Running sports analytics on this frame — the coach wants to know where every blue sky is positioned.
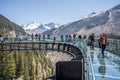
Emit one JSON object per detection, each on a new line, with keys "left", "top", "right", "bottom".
{"left": 0, "top": 0, "right": 120, "bottom": 25}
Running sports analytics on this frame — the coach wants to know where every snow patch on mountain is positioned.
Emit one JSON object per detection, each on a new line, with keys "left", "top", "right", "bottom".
{"left": 83, "top": 11, "right": 104, "bottom": 19}
{"left": 23, "top": 22, "right": 42, "bottom": 30}
{"left": 45, "top": 23, "right": 61, "bottom": 29}
{"left": 23, "top": 22, "right": 61, "bottom": 35}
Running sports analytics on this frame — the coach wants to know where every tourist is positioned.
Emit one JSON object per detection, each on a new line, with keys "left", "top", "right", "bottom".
{"left": 68, "top": 34, "right": 72, "bottom": 41}
{"left": 73, "top": 34, "right": 76, "bottom": 40}
{"left": 47, "top": 34, "right": 50, "bottom": 39}
{"left": 53, "top": 36, "right": 56, "bottom": 41}
{"left": 88, "top": 33, "right": 95, "bottom": 49}
{"left": 60, "top": 35, "right": 64, "bottom": 41}
{"left": 35, "top": 33, "right": 38, "bottom": 39}
{"left": 43, "top": 35, "right": 45, "bottom": 40}
{"left": 38, "top": 34, "right": 41, "bottom": 41}
{"left": 99, "top": 33, "right": 107, "bottom": 58}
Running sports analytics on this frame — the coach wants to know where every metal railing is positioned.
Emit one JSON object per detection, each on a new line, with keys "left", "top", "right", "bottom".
{"left": 87, "top": 46, "right": 96, "bottom": 80}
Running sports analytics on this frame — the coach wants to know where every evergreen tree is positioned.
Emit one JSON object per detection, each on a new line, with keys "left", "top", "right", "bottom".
{"left": 0, "top": 52, "right": 16, "bottom": 79}
{"left": 0, "top": 50, "right": 55, "bottom": 80}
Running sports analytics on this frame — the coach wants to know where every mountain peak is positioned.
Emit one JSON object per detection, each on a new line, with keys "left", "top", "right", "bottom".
{"left": 90, "top": 12, "right": 96, "bottom": 15}
{"left": 23, "top": 21, "right": 43, "bottom": 30}
{"left": 31, "top": 21, "right": 42, "bottom": 25}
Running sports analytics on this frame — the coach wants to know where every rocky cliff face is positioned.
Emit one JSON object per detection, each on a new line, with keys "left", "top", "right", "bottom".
{"left": 42, "top": 4, "right": 120, "bottom": 36}
{"left": 17, "top": 51, "right": 73, "bottom": 80}
{"left": 76, "top": 4, "right": 120, "bottom": 36}
{"left": 45, "top": 51, "right": 73, "bottom": 66}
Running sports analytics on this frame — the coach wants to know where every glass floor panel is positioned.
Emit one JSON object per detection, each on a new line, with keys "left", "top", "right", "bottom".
{"left": 89, "top": 75, "right": 120, "bottom": 80}
{"left": 93, "top": 64, "right": 120, "bottom": 77}
{"left": 89, "top": 47, "right": 120, "bottom": 80}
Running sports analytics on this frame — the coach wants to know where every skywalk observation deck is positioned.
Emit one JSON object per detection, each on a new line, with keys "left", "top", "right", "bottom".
{"left": 0, "top": 36, "right": 120, "bottom": 80}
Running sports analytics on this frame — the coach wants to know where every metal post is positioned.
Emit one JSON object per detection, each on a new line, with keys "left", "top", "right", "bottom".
{"left": 52, "top": 43, "right": 54, "bottom": 51}
{"left": 32, "top": 42, "right": 34, "bottom": 50}
{"left": 25, "top": 42, "right": 27, "bottom": 50}
{"left": 1, "top": 43, "right": 3, "bottom": 52}
{"left": 46, "top": 43, "right": 47, "bottom": 51}
{"left": 67, "top": 44, "right": 70, "bottom": 51}
{"left": 39, "top": 42, "right": 41, "bottom": 50}
{"left": 58, "top": 43, "right": 60, "bottom": 50}
{"left": 18, "top": 43, "right": 20, "bottom": 51}
{"left": 10, "top": 43, "right": 12, "bottom": 51}
{"left": 63, "top": 44, "right": 65, "bottom": 50}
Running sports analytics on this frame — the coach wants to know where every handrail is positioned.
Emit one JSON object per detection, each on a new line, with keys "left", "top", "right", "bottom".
{"left": 87, "top": 46, "right": 96, "bottom": 80}
{"left": 0, "top": 41, "right": 83, "bottom": 58}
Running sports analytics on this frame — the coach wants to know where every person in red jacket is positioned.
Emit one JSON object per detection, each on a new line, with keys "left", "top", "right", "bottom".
{"left": 99, "top": 33, "right": 107, "bottom": 58}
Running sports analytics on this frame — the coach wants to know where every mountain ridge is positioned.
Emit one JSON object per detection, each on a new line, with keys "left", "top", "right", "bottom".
{"left": 0, "top": 14, "right": 26, "bottom": 37}
{"left": 42, "top": 4, "right": 120, "bottom": 36}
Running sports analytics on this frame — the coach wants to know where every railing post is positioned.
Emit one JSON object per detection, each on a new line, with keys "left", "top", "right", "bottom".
{"left": 10, "top": 43, "right": 12, "bottom": 52}
{"left": 52, "top": 43, "right": 54, "bottom": 51}
{"left": 72, "top": 45, "right": 75, "bottom": 53}
{"left": 18, "top": 42, "right": 20, "bottom": 51}
{"left": 46, "top": 43, "right": 48, "bottom": 51}
{"left": 63, "top": 44, "right": 65, "bottom": 50}
{"left": 58, "top": 43, "right": 60, "bottom": 50}
{"left": 70, "top": 45, "right": 73, "bottom": 53}
{"left": 25, "top": 42, "right": 27, "bottom": 50}
{"left": 32, "top": 42, "right": 34, "bottom": 50}
{"left": 67, "top": 44, "right": 70, "bottom": 51}
{"left": 39, "top": 42, "right": 41, "bottom": 50}
{"left": 71, "top": 45, "right": 75, "bottom": 54}
{"left": 1, "top": 43, "right": 3, "bottom": 52}
{"left": 13, "top": 43, "right": 15, "bottom": 51}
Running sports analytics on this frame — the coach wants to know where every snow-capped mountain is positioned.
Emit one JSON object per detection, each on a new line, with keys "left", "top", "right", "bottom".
{"left": 23, "top": 22, "right": 61, "bottom": 35}
{"left": 23, "top": 22, "right": 43, "bottom": 30}
{"left": 42, "top": 4, "right": 120, "bottom": 36}
{"left": 44, "top": 23, "right": 61, "bottom": 29}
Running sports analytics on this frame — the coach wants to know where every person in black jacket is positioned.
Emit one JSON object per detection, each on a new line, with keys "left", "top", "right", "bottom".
{"left": 88, "top": 33, "right": 95, "bottom": 49}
